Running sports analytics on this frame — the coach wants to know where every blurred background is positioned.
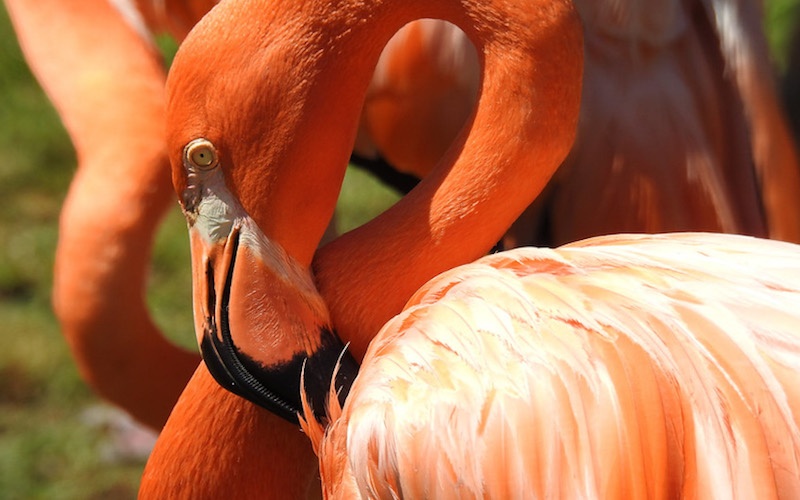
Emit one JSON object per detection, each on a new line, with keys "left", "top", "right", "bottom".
{"left": 0, "top": 1, "right": 798, "bottom": 498}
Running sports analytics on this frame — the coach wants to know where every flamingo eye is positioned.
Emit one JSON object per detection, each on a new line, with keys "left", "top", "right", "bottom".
{"left": 185, "top": 139, "right": 219, "bottom": 170}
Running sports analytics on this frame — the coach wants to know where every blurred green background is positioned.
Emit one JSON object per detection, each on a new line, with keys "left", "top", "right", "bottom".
{"left": 0, "top": 1, "right": 799, "bottom": 498}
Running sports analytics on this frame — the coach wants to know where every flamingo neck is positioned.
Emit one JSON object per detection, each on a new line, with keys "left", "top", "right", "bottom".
{"left": 169, "top": 0, "right": 581, "bottom": 351}
{"left": 140, "top": 365, "right": 321, "bottom": 497}
{"left": 171, "top": 0, "right": 581, "bottom": 270}
{"left": 309, "top": 0, "right": 585, "bottom": 357}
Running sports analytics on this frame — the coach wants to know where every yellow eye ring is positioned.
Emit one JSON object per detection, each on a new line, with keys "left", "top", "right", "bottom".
{"left": 185, "top": 138, "right": 219, "bottom": 170}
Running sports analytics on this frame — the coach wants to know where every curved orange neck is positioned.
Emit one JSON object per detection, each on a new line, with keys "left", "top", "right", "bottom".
{"left": 139, "top": 365, "right": 320, "bottom": 498}
{"left": 308, "top": 0, "right": 585, "bottom": 358}
{"left": 6, "top": 0, "right": 202, "bottom": 430}
{"left": 169, "top": 0, "right": 582, "bottom": 276}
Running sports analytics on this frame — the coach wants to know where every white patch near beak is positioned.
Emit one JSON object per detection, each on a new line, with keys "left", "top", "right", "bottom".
{"left": 189, "top": 168, "right": 242, "bottom": 245}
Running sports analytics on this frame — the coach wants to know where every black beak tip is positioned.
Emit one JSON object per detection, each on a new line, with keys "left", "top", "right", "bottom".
{"left": 200, "top": 325, "right": 303, "bottom": 425}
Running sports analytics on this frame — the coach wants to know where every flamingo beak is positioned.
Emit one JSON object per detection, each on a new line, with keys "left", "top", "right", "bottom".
{"left": 187, "top": 216, "right": 358, "bottom": 425}
{"left": 188, "top": 223, "right": 269, "bottom": 413}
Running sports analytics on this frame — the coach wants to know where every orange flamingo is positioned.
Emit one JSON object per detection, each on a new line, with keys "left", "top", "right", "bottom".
{"left": 3, "top": 2, "right": 485, "bottom": 494}
{"left": 3, "top": 3, "right": 493, "bottom": 493}
{"left": 358, "top": 1, "right": 800, "bottom": 247}
{"left": 2, "top": 0, "right": 482, "bottom": 431}
{"left": 3, "top": 0, "right": 208, "bottom": 430}
{"left": 508, "top": 0, "right": 800, "bottom": 246}
{"left": 149, "top": 0, "right": 800, "bottom": 496}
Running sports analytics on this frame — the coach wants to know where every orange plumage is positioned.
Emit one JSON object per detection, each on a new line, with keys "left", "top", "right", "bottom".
{"left": 7, "top": 0, "right": 800, "bottom": 496}
{"left": 158, "top": 0, "right": 800, "bottom": 498}
{"left": 308, "top": 233, "right": 800, "bottom": 497}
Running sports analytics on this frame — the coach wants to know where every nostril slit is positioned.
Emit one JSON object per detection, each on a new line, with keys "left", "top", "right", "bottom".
{"left": 206, "top": 258, "right": 216, "bottom": 323}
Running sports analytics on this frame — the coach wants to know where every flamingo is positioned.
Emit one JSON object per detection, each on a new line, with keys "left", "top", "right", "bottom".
{"left": 148, "top": 0, "right": 800, "bottom": 496}
{"left": 305, "top": 234, "right": 800, "bottom": 497}
{"left": 512, "top": 0, "right": 800, "bottom": 246}
{"left": 3, "top": 1, "right": 492, "bottom": 494}
{"left": 3, "top": 0, "right": 206, "bottom": 430}
{"left": 5, "top": 10, "right": 325, "bottom": 493}
{"left": 359, "top": 1, "right": 800, "bottom": 247}
{"left": 2, "top": 0, "right": 484, "bottom": 431}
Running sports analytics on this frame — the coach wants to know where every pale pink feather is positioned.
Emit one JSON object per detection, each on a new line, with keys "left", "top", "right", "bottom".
{"left": 312, "top": 233, "right": 800, "bottom": 499}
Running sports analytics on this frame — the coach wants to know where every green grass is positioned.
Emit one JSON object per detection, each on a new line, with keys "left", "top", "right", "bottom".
{"left": 0, "top": 0, "right": 797, "bottom": 497}
{"left": 767, "top": 0, "right": 800, "bottom": 71}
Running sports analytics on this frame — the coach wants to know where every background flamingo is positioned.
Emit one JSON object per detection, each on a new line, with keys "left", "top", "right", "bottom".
{"left": 532, "top": 0, "right": 800, "bottom": 246}
{"left": 354, "top": 18, "right": 479, "bottom": 184}
{"left": 360, "top": 0, "right": 800, "bottom": 248}
{"left": 2, "top": 0, "right": 212, "bottom": 431}
{"left": 150, "top": 0, "right": 800, "bottom": 497}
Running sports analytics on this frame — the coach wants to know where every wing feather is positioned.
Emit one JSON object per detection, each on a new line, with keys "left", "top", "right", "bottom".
{"left": 321, "top": 233, "right": 800, "bottom": 499}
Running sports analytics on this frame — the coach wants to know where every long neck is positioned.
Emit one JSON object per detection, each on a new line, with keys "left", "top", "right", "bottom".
{"left": 143, "top": 0, "right": 582, "bottom": 492}
{"left": 308, "top": 0, "right": 585, "bottom": 357}
{"left": 139, "top": 365, "right": 321, "bottom": 498}
{"left": 189, "top": 0, "right": 581, "bottom": 273}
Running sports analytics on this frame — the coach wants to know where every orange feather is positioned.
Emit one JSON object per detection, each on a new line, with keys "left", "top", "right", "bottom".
{"left": 310, "top": 234, "right": 800, "bottom": 498}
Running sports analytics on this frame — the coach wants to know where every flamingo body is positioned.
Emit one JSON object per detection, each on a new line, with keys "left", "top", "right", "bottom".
{"left": 534, "top": 0, "right": 800, "bottom": 245}
{"left": 160, "top": 0, "right": 800, "bottom": 497}
{"left": 308, "top": 232, "right": 800, "bottom": 498}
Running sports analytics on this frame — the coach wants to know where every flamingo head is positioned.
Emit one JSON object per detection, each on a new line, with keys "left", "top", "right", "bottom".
{"left": 163, "top": 3, "right": 360, "bottom": 425}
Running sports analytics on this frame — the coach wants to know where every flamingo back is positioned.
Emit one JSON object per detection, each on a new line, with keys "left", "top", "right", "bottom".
{"left": 314, "top": 233, "right": 800, "bottom": 499}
